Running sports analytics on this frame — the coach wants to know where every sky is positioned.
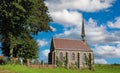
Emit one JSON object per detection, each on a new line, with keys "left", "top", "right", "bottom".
{"left": 34, "top": 0, "right": 120, "bottom": 64}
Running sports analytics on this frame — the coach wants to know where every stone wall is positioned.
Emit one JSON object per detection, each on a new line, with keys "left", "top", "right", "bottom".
{"left": 55, "top": 50, "right": 94, "bottom": 68}
{"left": 30, "top": 64, "right": 56, "bottom": 68}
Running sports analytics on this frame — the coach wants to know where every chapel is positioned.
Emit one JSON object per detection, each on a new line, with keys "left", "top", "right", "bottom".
{"left": 48, "top": 19, "right": 94, "bottom": 69}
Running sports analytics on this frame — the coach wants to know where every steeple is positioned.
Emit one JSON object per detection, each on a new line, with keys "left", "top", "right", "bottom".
{"left": 81, "top": 18, "right": 85, "bottom": 41}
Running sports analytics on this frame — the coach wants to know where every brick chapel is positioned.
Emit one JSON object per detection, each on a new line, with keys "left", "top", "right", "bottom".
{"left": 48, "top": 19, "right": 94, "bottom": 69}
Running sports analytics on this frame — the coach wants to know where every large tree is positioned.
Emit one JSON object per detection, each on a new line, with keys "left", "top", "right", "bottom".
{"left": 0, "top": 0, "right": 51, "bottom": 61}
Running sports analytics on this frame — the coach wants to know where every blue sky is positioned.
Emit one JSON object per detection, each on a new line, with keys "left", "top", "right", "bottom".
{"left": 35, "top": 0, "right": 120, "bottom": 64}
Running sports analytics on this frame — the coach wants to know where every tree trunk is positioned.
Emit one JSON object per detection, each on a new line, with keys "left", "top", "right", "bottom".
{"left": 10, "top": 48, "right": 13, "bottom": 63}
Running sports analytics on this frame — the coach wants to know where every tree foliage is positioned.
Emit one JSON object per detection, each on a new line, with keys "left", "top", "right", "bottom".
{"left": 0, "top": 0, "right": 51, "bottom": 61}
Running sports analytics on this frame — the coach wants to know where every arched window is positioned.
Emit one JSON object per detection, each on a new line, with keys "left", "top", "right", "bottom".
{"left": 71, "top": 53, "right": 75, "bottom": 60}
{"left": 89, "top": 53, "right": 91, "bottom": 60}
{"left": 89, "top": 53, "right": 92, "bottom": 63}
{"left": 83, "top": 53, "right": 87, "bottom": 64}
{"left": 59, "top": 52, "right": 63, "bottom": 60}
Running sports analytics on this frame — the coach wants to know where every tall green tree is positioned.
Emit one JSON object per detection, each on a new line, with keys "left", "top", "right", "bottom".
{"left": 0, "top": 0, "right": 51, "bottom": 61}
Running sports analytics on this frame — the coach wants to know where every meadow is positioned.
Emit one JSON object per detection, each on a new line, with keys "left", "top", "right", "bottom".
{"left": 0, "top": 64, "right": 120, "bottom": 73}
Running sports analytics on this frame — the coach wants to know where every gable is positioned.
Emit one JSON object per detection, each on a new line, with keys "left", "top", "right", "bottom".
{"left": 50, "top": 39, "right": 54, "bottom": 51}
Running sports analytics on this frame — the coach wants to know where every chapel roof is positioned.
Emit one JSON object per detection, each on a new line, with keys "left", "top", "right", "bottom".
{"left": 52, "top": 38, "right": 92, "bottom": 52}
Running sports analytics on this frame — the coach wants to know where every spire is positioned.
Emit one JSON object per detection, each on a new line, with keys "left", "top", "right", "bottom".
{"left": 81, "top": 18, "right": 85, "bottom": 41}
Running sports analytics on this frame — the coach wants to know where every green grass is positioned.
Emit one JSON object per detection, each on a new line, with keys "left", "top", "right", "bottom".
{"left": 0, "top": 64, "right": 120, "bottom": 73}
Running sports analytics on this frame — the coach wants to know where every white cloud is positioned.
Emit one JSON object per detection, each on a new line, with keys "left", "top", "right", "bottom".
{"left": 107, "top": 17, "right": 120, "bottom": 28}
{"left": 50, "top": 26, "right": 57, "bottom": 32}
{"left": 55, "top": 18, "right": 107, "bottom": 44}
{"left": 95, "top": 59, "right": 107, "bottom": 64}
{"left": 45, "top": 0, "right": 114, "bottom": 12}
{"left": 42, "top": 49, "right": 50, "bottom": 58}
{"left": 105, "top": 32, "right": 120, "bottom": 44}
{"left": 50, "top": 10, "right": 82, "bottom": 27}
{"left": 36, "top": 39, "right": 48, "bottom": 47}
{"left": 42, "top": 49, "right": 50, "bottom": 62}
{"left": 55, "top": 16, "right": 120, "bottom": 44}
{"left": 55, "top": 27, "right": 81, "bottom": 39}
{"left": 94, "top": 44, "right": 120, "bottom": 59}
{"left": 86, "top": 18, "right": 106, "bottom": 43}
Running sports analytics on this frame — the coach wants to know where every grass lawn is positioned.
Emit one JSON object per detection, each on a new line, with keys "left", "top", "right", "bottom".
{"left": 0, "top": 64, "right": 120, "bottom": 73}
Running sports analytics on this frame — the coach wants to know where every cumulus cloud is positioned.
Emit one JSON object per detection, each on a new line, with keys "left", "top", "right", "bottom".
{"left": 85, "top": 18, "right": 106, "bottom": 43}
{"left": 55, "top": 18, "right": 107, "bottom": 44}
{"left": 50, "top": 26, "right": 57, "bottom": 32}
{"left": 50, "top": 10, "right": 82, "bottom": 27}
{"left": 37, "top": 39, "right": 48, "bottom": 47}
{"left": 95, "top": 59, "right": 108, "bottom": 64}
{"left": 54, "top": 16, "right": 120, "bottom": 44}
{"left": 94, "top": 44, "right": 120, "bottom": 59}
{"left": 41, "top": 49, "right": 50, "bottom": 62}
{"left": 107, "top": 17, "right": 120, "bottom": 28}
{"left": 42, "top": 49, "right": 50, "bottom": 58}
{"left": 105, "top": 32, "right": 120, "bottom": 44}
{"left": 45, "top": 0, "right": 114, "bottom": 12}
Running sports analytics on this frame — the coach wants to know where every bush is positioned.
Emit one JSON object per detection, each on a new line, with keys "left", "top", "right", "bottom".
{"left": 0, "top": 58, "right": 7, "bottom": 65}
{"left": 56, "top": 59, "right": 63, "bottom": 67}
{"left": 113, "top": 63, "right": 120, "bottom": 66}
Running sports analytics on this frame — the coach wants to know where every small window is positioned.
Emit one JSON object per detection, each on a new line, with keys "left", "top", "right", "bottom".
{"left": 59, "top": 52, "right": 63, "bottom": 60}
{"left": 71, "top": 53, "right": 75, "bottom": 60}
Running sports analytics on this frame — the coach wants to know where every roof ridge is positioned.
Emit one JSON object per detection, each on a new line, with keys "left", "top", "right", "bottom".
{"left": 53, "top": 38, "right": 82, "bottom": 41}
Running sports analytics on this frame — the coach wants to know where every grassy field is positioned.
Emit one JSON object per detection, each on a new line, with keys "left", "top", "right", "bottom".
{"left": 0, "top": 64, "right": 120, "bottom": 73}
